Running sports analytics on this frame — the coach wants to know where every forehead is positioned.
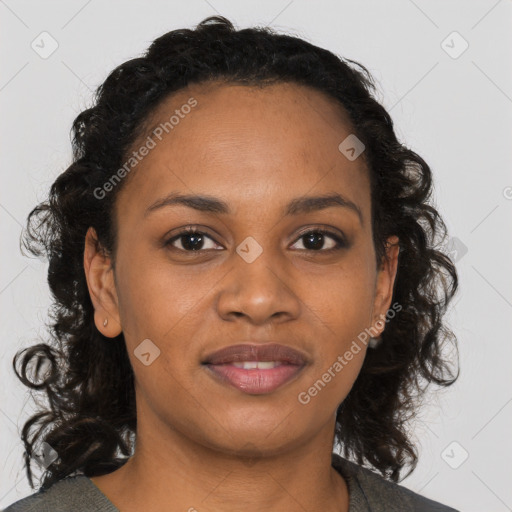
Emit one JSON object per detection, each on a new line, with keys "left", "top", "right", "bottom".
{"left": 115, "top": 81, "right": 371, "bottom": 224}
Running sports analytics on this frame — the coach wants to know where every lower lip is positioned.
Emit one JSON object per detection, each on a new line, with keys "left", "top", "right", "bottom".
{"left": 204, "top": 363, "right": 304, "bottom": 395}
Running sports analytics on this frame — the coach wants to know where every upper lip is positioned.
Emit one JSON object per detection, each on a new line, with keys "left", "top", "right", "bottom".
{"left": 202, "top": 343, "right": 308, "bottom": 365}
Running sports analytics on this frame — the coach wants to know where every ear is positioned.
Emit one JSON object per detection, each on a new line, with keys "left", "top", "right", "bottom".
{"left": 83, "top": 227, "right": 122, "bottom": 338}
{"left": 371, "top": 235, "right": 400, "bottom": 336}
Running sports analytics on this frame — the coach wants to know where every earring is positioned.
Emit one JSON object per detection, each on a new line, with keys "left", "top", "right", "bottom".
{"left": 368, "top": 336, "right": 382, "bottom": 349}
{"left": 103, "top": 318, "right": 108, "bottom": 327}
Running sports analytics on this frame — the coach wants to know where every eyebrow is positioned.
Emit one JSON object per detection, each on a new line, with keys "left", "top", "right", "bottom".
{"left": 144, "top": 192, "right": 363, "bottom": 225}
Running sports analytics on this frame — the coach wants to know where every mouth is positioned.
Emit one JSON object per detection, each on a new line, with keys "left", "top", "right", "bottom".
{"left": 201, "top": 343, "right": 308, "bottom": 395}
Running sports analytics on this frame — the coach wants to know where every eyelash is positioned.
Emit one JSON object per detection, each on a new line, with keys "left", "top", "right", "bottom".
{"left": 164, "top": 226, "right": 348, "bottom": 254}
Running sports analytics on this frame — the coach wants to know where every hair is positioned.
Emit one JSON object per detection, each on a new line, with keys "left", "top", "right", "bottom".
{"left": 13, "top": 15, "right": 459, "bottom": 490}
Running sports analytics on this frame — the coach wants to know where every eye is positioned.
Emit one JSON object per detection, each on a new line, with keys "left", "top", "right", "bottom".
{"left": 290, "top": 229, "right": 347, "bottom": 252}
{"left": 164, "top": 226, "right": 348, "bottom": 254}
{"left": 164, "top": 227, "right": 223, "bottom": 252}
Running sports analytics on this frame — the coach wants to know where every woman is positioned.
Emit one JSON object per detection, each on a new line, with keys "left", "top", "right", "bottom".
{"left": 5, "top": 15, "right": 460, "bottom": 512}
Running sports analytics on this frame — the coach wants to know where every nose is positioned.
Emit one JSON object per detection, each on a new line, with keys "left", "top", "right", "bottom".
{"left": 215, "top": 249, "right": 302, "bottom": 326}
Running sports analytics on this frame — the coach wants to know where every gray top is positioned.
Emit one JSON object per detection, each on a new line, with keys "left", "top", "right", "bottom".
{"left": 3, "top": 453, "right": 460, "bottom": 511}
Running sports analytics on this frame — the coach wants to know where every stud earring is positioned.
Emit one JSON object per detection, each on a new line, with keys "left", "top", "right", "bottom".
{"left": 103, "top": 318, "right": 108, "bottom": 327}
{"left": 368, "top": 336, "right": 382, "bottom": 349}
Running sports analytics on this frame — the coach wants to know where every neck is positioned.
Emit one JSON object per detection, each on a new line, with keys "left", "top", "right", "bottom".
{"left": 91, "top": 404, "right": 349, "bottom": 512}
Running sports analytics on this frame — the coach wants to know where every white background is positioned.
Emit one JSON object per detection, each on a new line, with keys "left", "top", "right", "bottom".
{"left": 1, "top": 1, "right": 511, "bottom": 511}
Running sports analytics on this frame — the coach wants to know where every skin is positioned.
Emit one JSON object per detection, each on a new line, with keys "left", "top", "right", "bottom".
{"left": 84, "top": 81, "right": 399, "bottom": 512}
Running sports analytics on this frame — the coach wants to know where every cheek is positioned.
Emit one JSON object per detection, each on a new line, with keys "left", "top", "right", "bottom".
{"left": 296, "top": 350, "right": 365, "bottom": 422}
{"left": 115, "top": 245, "right": 201, "bottom": 332}
{"left": 301, "top": 265, "right": 375, "bottom": 339}
{"left": 114, "top": 250, "right": 223, "bottom": 385}
{"left": 297, "top": 262, "right": 373, "bottom": 402}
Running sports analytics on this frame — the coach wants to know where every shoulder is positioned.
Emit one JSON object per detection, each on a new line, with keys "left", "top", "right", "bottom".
{"left": 2, "top": 475, "right": 118, "bottom": 512}
{"left": 332, "top": 453, "right": 460, "bottom": 512}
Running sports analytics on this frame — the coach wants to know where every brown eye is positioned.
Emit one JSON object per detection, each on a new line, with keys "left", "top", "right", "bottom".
{"left": 291, "top": 229, "right": 347, "bottom": 252}
{"left": 165, "top": 228, "right": 222, "bottom": 252}
{"left": 164, "top": 227, "right": 348, "bottom": 254}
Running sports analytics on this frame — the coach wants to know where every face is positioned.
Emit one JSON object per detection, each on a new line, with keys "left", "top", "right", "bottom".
{"left": 84, "top": 81, "right": 399, "bottom": 458}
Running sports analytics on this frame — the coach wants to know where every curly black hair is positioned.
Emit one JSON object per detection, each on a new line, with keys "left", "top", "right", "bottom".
{"left": 13, "top": 15, "right": 459, "bottom": 491}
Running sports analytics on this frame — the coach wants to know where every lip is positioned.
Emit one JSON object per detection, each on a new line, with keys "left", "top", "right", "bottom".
{"left": 203, "top": 343, "right": 308, "bottom": 365}
{"left": 202, "top": 343, "right": 309, "bottom": 395}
